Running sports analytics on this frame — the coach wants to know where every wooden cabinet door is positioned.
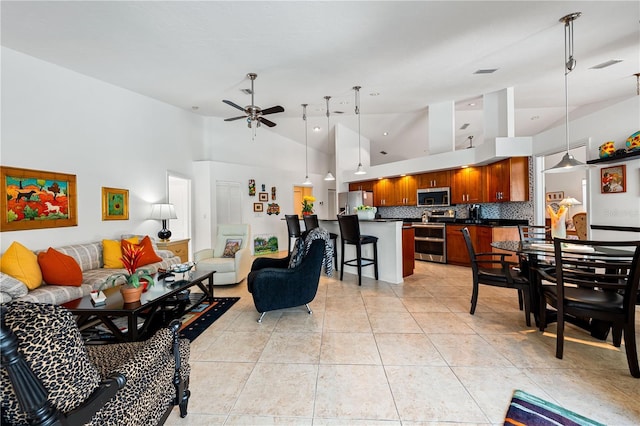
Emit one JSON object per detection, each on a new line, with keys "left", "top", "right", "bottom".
{"left": 350, "top": 180, "right": 375, "bottom": 192}
{"left": 451, "top": 167, "right": 484, "bottom": 204}
{"left": 417, "top": 170, "right": 450, "bottom": 188}
{"left": 395, "top": 175, "right": 417, "bottom": 205}
{"left": 446, "top": 225, "right": 473, "bottom": 266}
{"left": 373, "top": 179, "right": 392, "bottom": 206}
{"left": 485, "top": 160, "right": 507, "bottom": 203}
{"left": 402, "top": 226, "right": 415, "bottom": 277}
{"left": 476, "top": 226, "right": 493, "bottom": 254}
{"left": 485, "top": 157, "right": 529, "bottom": 202}
{"left": 508, "top": 157, "right": 529, "bottom": 202}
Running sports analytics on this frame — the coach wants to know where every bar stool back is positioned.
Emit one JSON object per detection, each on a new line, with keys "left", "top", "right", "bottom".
{"left": 285, "top": 214, "right": 302, "bottom": 254}
{"left": 303, "top": 214, "right": 338, "bottom": 270}
{"left": 337, "top": 214, "right": 378, "bottom": 286}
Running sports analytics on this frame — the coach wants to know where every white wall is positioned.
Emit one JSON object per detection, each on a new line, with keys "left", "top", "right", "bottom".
{"left": 0, "top": 47, "right": 202, "bottom": 252}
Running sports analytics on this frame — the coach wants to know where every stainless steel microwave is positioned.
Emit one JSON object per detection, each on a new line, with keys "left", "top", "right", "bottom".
{"left": 417, "top": 187, "right": 450, "bottom": 207}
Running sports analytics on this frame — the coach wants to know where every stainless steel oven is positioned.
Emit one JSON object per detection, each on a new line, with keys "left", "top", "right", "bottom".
{"left": 413, "top": 223, "right": 446, "bottom": 263}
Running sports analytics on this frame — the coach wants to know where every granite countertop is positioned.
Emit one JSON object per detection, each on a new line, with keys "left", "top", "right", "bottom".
{"left": 388, "top": 217, "right": 527, "bottom": 227}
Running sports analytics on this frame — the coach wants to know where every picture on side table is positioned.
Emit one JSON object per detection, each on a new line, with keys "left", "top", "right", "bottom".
{"left": 253, "top": 202, "right": 263, "bottom": 212}
{"left": 102, "top": 187, "right": 129, "bottom": 220}
{"left": 0, "top": 166, "right": 78, "bottom": 232}
{"left": 601, "top": 165, "right": 626, "bottom": 193}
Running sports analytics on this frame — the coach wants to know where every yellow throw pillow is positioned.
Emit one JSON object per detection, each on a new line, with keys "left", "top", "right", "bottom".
{"left": 0, "top": 241, "right": 43, "bottom": 290}
{"left": 103, "top": 237, "right": 138, "bottom": 268}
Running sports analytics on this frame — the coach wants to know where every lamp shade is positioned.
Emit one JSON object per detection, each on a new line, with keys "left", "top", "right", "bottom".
{"left": 559, "top": 197, "right": 581, "bottom": 206}
{"left": 149, "top": 203, "right": 177, "bottom": 220}
{"left": 543, "top": 152, "right": 587, "bottom": 174}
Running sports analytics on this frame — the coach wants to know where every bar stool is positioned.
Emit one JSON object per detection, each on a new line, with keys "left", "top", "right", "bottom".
{"left": 303, "top": 214, "right": 338, "bottom": 271}
{"left": 337, "top": 214, "right": 378, "bottom": 286}
{"left": 285, "top": 214, "right": 302, "bottom": 254}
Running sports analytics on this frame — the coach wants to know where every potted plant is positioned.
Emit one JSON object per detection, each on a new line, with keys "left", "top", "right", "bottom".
{"left": 355, "top": 205, "right": 377, "bottom": 220}
{"left": 102, "top": 243, "right": 155, "bottom": 303}
{"left": 301, "top": 195, "right": 315, "bottom": 216}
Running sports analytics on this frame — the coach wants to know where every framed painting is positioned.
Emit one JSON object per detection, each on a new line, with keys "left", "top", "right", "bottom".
{"left": 0, "top": 166, "right": 77, "bottom": 232}
{"left": 545, "top": 191, "right": 564, "bottom": 202}
{"left": 601, "top": 165, "right": 626, "bottom": 193}
{"left": 253, "top": 202, "right": 263, "bottom": 212}
{"left": 102, "top": 187, "right": 129, "bottom": 220}
{"left": 259, "top": 192, "right": 268, "bottom": 202}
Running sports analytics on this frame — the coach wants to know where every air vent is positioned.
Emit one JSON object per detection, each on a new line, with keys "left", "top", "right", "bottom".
{"left": 333, "top": 111, "right": 344, "bottom": 114}
{"left": 460, "top": 123, "right": 470, "bottom": 130}
{"left": 474, "top": 69, "right": 498, "bottom": 74}
{"left": 380, "top": 151, "right": 388, "bottom": 155}
{"left": 590, "top": 60, "right": 623, "bottom": 69}
{"left": 241, "top": 88, "right": 253, "bottom": 94}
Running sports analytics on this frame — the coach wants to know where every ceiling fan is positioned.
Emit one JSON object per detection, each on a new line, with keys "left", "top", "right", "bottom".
{"left": 223, "top": 73, "right": 284, "bottom": 128}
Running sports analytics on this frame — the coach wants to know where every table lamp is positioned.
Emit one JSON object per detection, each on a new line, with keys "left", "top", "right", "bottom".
{"left": 149, "top": 203, "right": 177, "bottom": 241}
{"left": 559, "top": 197, "right": 581, "bottom": 221}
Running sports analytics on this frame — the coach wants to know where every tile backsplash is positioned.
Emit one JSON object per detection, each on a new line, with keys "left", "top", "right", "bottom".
{"left": 378, "top": 201, "right": 534, "bottom": 224}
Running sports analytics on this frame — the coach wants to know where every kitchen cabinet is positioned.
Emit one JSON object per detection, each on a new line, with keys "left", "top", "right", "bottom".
{"left": 485, "top": 157, "right": 529, "bottom": 202}
{"left": 446, "top": 224, "right": 472, "bottom": 265}
{"left": 417, "top": 170, "right": 450, "bottom": 188}
{"left": 451, "top": 166, "right": 484, "bottom": 204}
{"left": 402, "top": 225, "right": 415, "bottom": 277}
{"left": 394, "top": 175, "right": 417, "bottom": 206}
{"left": 349, "top": 180, "right": 375, "bottom": 192}
{"left": 373, "top": 178, "right": 393, "bottom": 206}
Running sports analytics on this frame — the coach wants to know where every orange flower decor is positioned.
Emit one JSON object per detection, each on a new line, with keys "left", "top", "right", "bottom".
{"left": 103, "top": 243, "right": 154, "bottom": 289}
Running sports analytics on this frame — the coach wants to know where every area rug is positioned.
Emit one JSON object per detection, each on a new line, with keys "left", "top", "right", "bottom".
{"left": 504, "top": 390, "right": 604, "bottom": 426}
{"left": 178, "top": 297, "right": 239, "bottom": 341}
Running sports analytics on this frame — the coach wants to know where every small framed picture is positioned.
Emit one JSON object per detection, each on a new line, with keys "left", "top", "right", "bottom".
{"left": 253, "top": 202, "right": 263, "bottom": 212}
{"left": 601, "top": 165, "right": 626, "bottom": 193}
{"left": 259, "top": 192, "right": 268, "bottom": 202}
{"left": 545, "top": 191, "right": 564, "bottom": 202}
{"left": 102, "top": 187, "right": 129, "bottom": 220}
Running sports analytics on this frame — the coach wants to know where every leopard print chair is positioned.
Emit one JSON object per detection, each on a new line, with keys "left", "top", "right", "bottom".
{"left": 0, "top": 301, "right": 190, "bottom": 425}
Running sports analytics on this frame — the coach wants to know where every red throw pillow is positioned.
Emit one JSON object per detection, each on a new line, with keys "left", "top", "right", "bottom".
{"left": 122, "top": 236, "right": 162, "bottom": 267}
{"left": 37, "top": 248, "right": 83, "bottom": 287}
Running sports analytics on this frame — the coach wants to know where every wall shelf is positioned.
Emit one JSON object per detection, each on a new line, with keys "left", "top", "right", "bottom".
{"left": 587, "top": 149, "right": 640, "bottom": 165}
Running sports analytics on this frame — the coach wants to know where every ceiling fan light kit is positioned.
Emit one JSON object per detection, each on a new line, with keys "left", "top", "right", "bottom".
{"left": 324, "top": 95, "right": 336, "bottom": 181}
{"left": 544, "top": 12, "right": 589, "bottom": 174}
{"left": 353, "top": 86, "right": 366, "bottom": 175}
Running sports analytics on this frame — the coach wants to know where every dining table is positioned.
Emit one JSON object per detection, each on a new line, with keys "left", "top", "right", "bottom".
{"left": 491, "top": 240, "right": 627, "bottom": 340}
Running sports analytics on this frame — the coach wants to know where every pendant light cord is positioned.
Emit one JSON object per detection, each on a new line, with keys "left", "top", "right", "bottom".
{"left": 355, "top": 86, "right": 361, "bottom": 164}
{"left": 303, "top": 103, "right": 309, "bottom": 179}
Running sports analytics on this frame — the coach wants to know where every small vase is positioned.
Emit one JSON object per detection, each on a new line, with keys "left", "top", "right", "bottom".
{"left": 551, "top": 211, "right": 567, "bottom": 239}
{"left": 302, "top": 211, "right": 312, "bottom": 216}
{"left": 120, "top": 285, "right": 143, "bottom": 304}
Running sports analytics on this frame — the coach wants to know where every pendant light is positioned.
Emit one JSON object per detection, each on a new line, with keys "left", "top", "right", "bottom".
{"left": 544, "top": 12, "right": 587, "bottom": 174}
{"left": 353, "top": 86, "right": 366, "bottom": 175}
{"left": 301, "top": 104, "right": 313, "bottom": 186}
{"left": 323, "top": 96, "right": 336, "bottom": 181}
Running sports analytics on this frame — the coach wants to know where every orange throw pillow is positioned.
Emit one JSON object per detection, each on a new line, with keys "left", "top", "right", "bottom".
{"left": 122, "top": 236, "right": 162, "bottom": 267}
{"left": 37, "top": 248, "right": 83, "bottom": 287}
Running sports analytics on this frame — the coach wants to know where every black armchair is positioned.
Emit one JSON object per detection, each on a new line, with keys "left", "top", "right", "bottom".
{"left": 248, "top": 238, "right": 325, "bottom": 323}
{"left": 1, "top": 301, "right": 190, "bottom": 425}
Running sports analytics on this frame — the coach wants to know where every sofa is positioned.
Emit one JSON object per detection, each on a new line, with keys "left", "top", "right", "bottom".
{"left": 194, "top": 224, "right": 252, "bottom": 285}
{"left": 0, "top": 236, "right": 181, "bottom": 305}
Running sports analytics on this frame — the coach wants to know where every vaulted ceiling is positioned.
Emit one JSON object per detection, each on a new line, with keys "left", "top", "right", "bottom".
{"left": 2, "top": 1, "right": 638, "bottom": 165}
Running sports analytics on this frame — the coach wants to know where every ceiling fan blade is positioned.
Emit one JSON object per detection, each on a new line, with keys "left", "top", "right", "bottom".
{"left": 258, "top": 117, "right": 277, "bottom": 127}
{"left": 261, "top": 105, "right": 285, "bottom": 115}
{"left": 224, "top": 116, "right": 246, "bottom": 122}
{"left": 223, "top": 99, "right": 246, "bottom": 112}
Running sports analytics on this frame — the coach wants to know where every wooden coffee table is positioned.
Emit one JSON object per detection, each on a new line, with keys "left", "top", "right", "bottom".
{"left": 63, "top": 269, "right": 215, "bottom": 342}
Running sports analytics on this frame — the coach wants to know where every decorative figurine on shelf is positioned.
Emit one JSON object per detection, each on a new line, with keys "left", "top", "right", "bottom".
{"left": 626, "top": 130, "right": 640, "bottom": 152}
{"left": 547, "top": 204, "right": 567, "bottom": 239}
{"left": 599, "top": 141, "right": 616, "bottom": 158}
{"left": 301, "top": 195, "right": 315, "bottom": 216}
{"left": 249, "top": 179, "right": 256, "bottom": 196}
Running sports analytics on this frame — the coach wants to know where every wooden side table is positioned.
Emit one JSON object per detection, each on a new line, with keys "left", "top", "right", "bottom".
{"left": 157, "top": 238, "right": 190, "bottom": 263}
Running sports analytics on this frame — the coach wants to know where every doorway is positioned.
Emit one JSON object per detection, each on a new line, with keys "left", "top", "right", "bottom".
{"left": 168, "top": 173, "right": 191, "bottom": 258}
{"left": 293, "top": 185, "right": 313, "bottom": 217}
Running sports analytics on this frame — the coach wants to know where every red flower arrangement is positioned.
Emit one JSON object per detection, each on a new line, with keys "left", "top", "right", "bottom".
{"left": 103, "top": 243, "right": 154, "bottom": 289}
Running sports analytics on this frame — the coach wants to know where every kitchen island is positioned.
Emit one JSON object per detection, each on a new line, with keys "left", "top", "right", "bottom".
{"left": 319, "top": 218, "right": 404, "bottom": 284}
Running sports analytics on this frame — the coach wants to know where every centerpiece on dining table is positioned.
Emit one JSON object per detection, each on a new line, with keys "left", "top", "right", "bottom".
{"left": 102, "top": 243, "right": 155, "bottom": 303}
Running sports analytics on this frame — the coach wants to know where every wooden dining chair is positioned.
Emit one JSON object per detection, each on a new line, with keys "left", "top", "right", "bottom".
{"left": 537, "top": 238, "right": 640, "bottom": 377}
{"left": 572, "top": 212, "right": 587, "bottom": 240}
{"left": 461, "top": 227, "right": 531, "bottom": 326}
{"left": 518, "top": 224, "right": 551, "bottom": 242}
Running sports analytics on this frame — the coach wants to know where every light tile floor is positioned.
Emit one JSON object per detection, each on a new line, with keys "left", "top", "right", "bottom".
{"left": 167, "top": 259, "right": 640, "bottom": 425}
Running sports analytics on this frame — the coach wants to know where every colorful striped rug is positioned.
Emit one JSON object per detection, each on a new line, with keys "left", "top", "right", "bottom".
{"left": 504, "top": 390, "right": 604, "bottom": 426}
{"left": 178, "top": 297, "right": 239, "bottom": 341}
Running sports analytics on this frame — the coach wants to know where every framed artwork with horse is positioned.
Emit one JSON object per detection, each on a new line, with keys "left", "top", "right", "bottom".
{"left": 0, "top": 166, "right": 77, "bottom": 231}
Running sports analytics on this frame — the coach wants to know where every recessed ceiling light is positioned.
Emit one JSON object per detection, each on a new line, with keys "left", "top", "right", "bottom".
{"left": 461, "top": 165, "right": 469, "bottom": 168}
{"left": 468, "top": 103, "right": 476, "bottom": 107}
{"left": 383, "top": 132, "right": 389, "bottom": 136}
{"left": 339, "top": 101, "right": 349, "bottom": 105}
{"left": 474, "top": 69, "right": 498, "bottom": 74}
{"left": 313, "top": 126, "right": 321, "bottom": 132}
{"left": 370, "top": 92, "right": 380, "bottom": 96}
{"left": 590, "top": 59, "right": 623, "bottom": 69}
